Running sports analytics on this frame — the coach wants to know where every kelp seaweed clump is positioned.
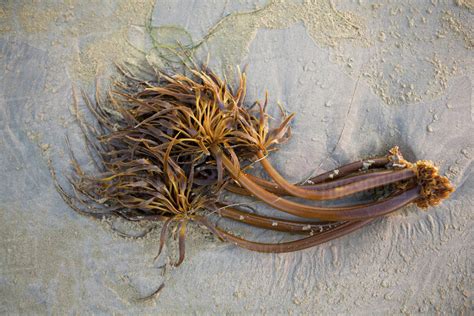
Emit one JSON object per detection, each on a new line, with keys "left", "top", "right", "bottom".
{"left": 56, "top": 65, "right": 454, "bottom": 265}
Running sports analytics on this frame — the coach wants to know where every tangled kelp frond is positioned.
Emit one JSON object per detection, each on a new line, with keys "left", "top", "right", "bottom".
{"left": 99, "top": 67, "right": 294, "bottom": 187}
{"left": 57, "top": 66, "right": 296, "bottom": 265}
{"left": 55, "top": 64, "right": 454, "bottom": 266}
{"left": 61, "top": 133, "right": 218, "bottom": 266}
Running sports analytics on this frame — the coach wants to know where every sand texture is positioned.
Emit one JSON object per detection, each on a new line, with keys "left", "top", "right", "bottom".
{"left": 0, "top": 0, "right": 472, "bottom": 314}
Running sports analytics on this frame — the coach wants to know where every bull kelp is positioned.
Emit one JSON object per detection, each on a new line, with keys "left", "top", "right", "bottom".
{"left": 54, "top": 64, "right": 454, "bottom": 265}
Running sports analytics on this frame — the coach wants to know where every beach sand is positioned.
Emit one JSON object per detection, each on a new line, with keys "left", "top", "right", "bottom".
{"left": 0, "top": 0, "right": 472, "bottom": 314}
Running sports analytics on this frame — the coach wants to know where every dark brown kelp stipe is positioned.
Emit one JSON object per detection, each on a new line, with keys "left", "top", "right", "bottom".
{"left": 54, "top": 64, "right": 454, "bottom": 266}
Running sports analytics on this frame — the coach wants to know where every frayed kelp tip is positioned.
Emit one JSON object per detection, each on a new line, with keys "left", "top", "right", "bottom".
{"left": 412, "top": 160, "right": 455, "bottom": 208}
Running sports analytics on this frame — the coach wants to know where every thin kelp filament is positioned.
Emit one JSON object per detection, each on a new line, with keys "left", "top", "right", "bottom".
{"left": 54, "top": 63, "right": 454, "bottom": 267}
